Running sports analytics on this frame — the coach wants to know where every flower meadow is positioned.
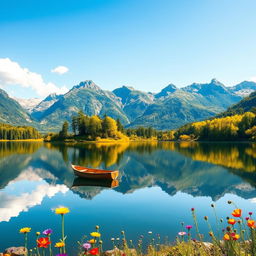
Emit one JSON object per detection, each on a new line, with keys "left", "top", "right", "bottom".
{"left": 9, "top": 202, "right": 256, "bottom": 256}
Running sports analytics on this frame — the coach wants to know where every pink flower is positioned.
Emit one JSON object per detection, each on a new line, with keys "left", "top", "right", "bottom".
{"left": 178, "top": 232, "right": 186, "bottom": 236}
{"left": 249, "top": 212, "right": 253, "bottom": 216}
{"left": 83, "top": 243, "right": 91, "bottom": 250}
{"left": 186, "top": 225, "right": 192, "bottom": 230}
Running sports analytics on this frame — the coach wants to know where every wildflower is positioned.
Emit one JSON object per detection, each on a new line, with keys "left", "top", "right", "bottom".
{"left": 55, "top": 242, "right": 65, "bottom": 248}
{"left": 191, "top": 208, "right": 195, "bottom": 211}
{"left": 148, "top": 231, "right": 152, "bottom": 234}
{"left": 204, "top": 216, "right": 208, "bottom": 220}
{"left": 249, "top": 212, "right": 253, "bottom": 216}
{"left": 90, "top": 232, "right": 101, "bottom": 237}
{"left": 185, "top": 225, "right": 192, "bottom": 230}
{"left": 246, "top": 217, "right": 250, "bottom": 221}
{"left": 55, "top": 207, "right": 70, "bottom": 215}
{"left": 231, "top": 233, "right": 240, "bottom": 240}
{"left": 121, "top": 231, "right": 125, "bottom": 235}
{"left": 89, "top": 239, "right": 96, "bottom": 244}
{"left": 36, "top": 232, "right": 40, "bottom": 236}
{"left": 19, "top": 227, "right": 31, "bottom": 233}
{"left": 99, "top": 240, "right": 103, "bottom": 244}
{"left": 37, "top": 237, "right": 51, "bottom": 248}
{"left": 228, "top": 219, "right": 236, "bottom": 225}
{"left": 56, "top": 254, "right": 67, "bottom": 256}
{"left": 116, "top": 238, "right": 120, "bottom": 241}
{"left": 88, "top": 248, "right": 99, "bottom": 255}
{"left": 178, "top": 232, "right": 186, "bottom": 236}
{"left": 82, "top": 243, "right": 91, "bottom": 250}
{"left": 247, "top": 219, "right": 255, "bottom": 228}
{"left": 228, "top": 200, "right": 232, "bottom": 204}
{"left": 95, "top": 225, "right": 99, "bottom": 230}
{"left": 43, "top": 229, "right": 53, "bottom": 236}
{"left": 111, "top": 238, "right": 115, "bottom": 241}
{"left": 223, "top": 234, "right": 230, "bottom": 240}
{"left": 232, "top": 209, "right": 242, "bottom": 218}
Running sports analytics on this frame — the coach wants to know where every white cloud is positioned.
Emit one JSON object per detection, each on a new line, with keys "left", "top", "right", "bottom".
{"left": 0, "top": 182, "right": 68, "bottom": 222}
{"left": 0, "top": 58, "right": 68, "bottom": 97}
{"left": 51, "top": 65, "right": 69, "bottom": 75}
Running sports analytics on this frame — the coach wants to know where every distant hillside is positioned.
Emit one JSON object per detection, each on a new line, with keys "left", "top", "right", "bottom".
{"left": 0, "top": 89, "right": 33, "bottom": 126}
{"left": 218, "top": 91, "right": 256, "bottom": 117}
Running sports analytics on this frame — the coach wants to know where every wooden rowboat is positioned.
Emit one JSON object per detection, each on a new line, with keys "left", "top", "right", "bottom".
{"left": 71, "top": 164, "right": 119, "bottom": 180}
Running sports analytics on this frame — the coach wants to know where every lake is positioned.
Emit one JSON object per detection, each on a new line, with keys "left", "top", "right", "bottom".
{"left": 0, "top": 141, "right": 256, "bottom": 254}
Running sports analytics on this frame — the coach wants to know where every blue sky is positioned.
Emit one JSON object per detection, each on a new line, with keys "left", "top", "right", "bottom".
{"left": 0, "top": 0, "right": 256, "bottom": 98}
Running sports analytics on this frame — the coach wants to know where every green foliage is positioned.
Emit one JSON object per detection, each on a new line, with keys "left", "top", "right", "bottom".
{"left": 48, "top": 111, "right": 129, "bottom": 141}
{"left": 175, "top": 112, "right": 256, "bottom": 141}
{"left": 0, "top": 123, "right": 41, "bottom": 140}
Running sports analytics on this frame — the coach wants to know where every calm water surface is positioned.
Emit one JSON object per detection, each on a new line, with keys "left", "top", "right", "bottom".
{"left": 1, "top": 141, "right": 256, "bottom": 253}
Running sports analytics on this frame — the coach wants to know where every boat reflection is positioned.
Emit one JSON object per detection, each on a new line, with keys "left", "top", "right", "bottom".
{"left": 72, "top": 177, "right": 119, "bottom": 188}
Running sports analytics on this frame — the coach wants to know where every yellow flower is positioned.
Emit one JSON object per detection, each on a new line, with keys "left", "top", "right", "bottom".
{"left": 19, "top": 227, "right": 31, "bottom": 233}
{"left": 55, "top": 207, "right": 70, "bottom": 215}
{"left": 55, "top": 242, "right": 65, "bottom": 248}
{"left": 90, "top": 232, "right": 101, "bottom": 237}
{"left": 223, "top": 233, "right": 230, "bottom": 241}
{"left": 89, "top": 239, "right": 96, "bottom": 244}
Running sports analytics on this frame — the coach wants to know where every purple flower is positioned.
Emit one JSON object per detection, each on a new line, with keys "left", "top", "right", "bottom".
{"left": 83, "top": 243, "right": 91, "bottom": 250}
{"left": 56, "top": 254, "right": 67, "bottom": 256}
{"left": 249, "top": 212, "right": 253, "bottom": 216}
{"left": 186, "top": 225, "right": 192, "bottom": 230}
{"left": 43, "top": 229, "right": 53, "bottom": 236}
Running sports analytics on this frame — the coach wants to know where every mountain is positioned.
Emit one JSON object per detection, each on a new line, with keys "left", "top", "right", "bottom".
{"left": 129, "top": 90, "right": 217, "bottom": 129}
{"left": 155, "top": 84, "right": 177, "bottom": 98}
{"left": 31, "top": 93, "right": 63, "bottom": 120}
{"left": 31, "top": 80, "right": 130, "bottom": 128}
{"left": 113, "top": 86, "right": 154, "bottom": 121}
{"left": 218, "top": 91, "right": 256, "bottom": 117}
{"left": 229, "top": 81, "right": 256, "bottom": 97}
{"left": 181, "top": 79, "right": 241, "bottom": 109}
{"left": 128, "top": 79, "right": 242, "bottom": 129}
{"left": 14, "top": 97, "right": 41, "bottom": 113}
{"left": 1, "top": 78, "right": 255, "bottom": 131}
{"left": 0, "top": 89, "right": 33, "bottom": 125}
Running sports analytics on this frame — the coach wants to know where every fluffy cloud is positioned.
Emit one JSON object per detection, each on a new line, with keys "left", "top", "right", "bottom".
{"left": 0, "top": 58, "right": 68, "bottom": 97}
{"left": 0, "top": 182, "right": 68, "bottom": 222}
{"left": 51, "top": 65, "right": 69, "bottom": 75}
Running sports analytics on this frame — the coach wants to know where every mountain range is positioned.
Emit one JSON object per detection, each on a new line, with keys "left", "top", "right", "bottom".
{"left": 1, "top": 79, "right": 256, "bottom": 131}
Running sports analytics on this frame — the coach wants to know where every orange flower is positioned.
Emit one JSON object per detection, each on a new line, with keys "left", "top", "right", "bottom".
{"left": 247, "top": 220, "right": 255, "bottom": 228}
{"left": 232, "top": 209, "right": 242, "bottom": 218}
{"left": 223, "top": 234, "right": 230, "bottom": 240}
{"left": 231, "top": 233, "right": 240, "bottom": 240}
{"left": 37, "top": 237, "right": 51, "bottom": 248}
{"left": 228, "top": 218, "right": 236, "bottom": 225}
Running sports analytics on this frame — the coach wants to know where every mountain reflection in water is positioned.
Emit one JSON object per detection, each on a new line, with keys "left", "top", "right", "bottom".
{"left": 1, "top": 141, "right": 256, "bottom": 252}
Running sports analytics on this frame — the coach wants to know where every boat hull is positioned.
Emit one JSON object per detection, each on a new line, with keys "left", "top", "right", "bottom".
{"left": 71, "top": 164, "right": 119, "bottom": 180}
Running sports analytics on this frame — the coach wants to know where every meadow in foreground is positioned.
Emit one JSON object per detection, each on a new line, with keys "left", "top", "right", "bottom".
{"left": 6, "top": 201, "right": 256, "bottom": 256}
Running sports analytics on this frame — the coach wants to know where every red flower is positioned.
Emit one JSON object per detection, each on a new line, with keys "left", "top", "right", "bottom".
{"left": 37, "top": 237, "right": 51, "bottom": 248}
{"left": 88, "top": 248, "right": 99, "bottom": 255}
